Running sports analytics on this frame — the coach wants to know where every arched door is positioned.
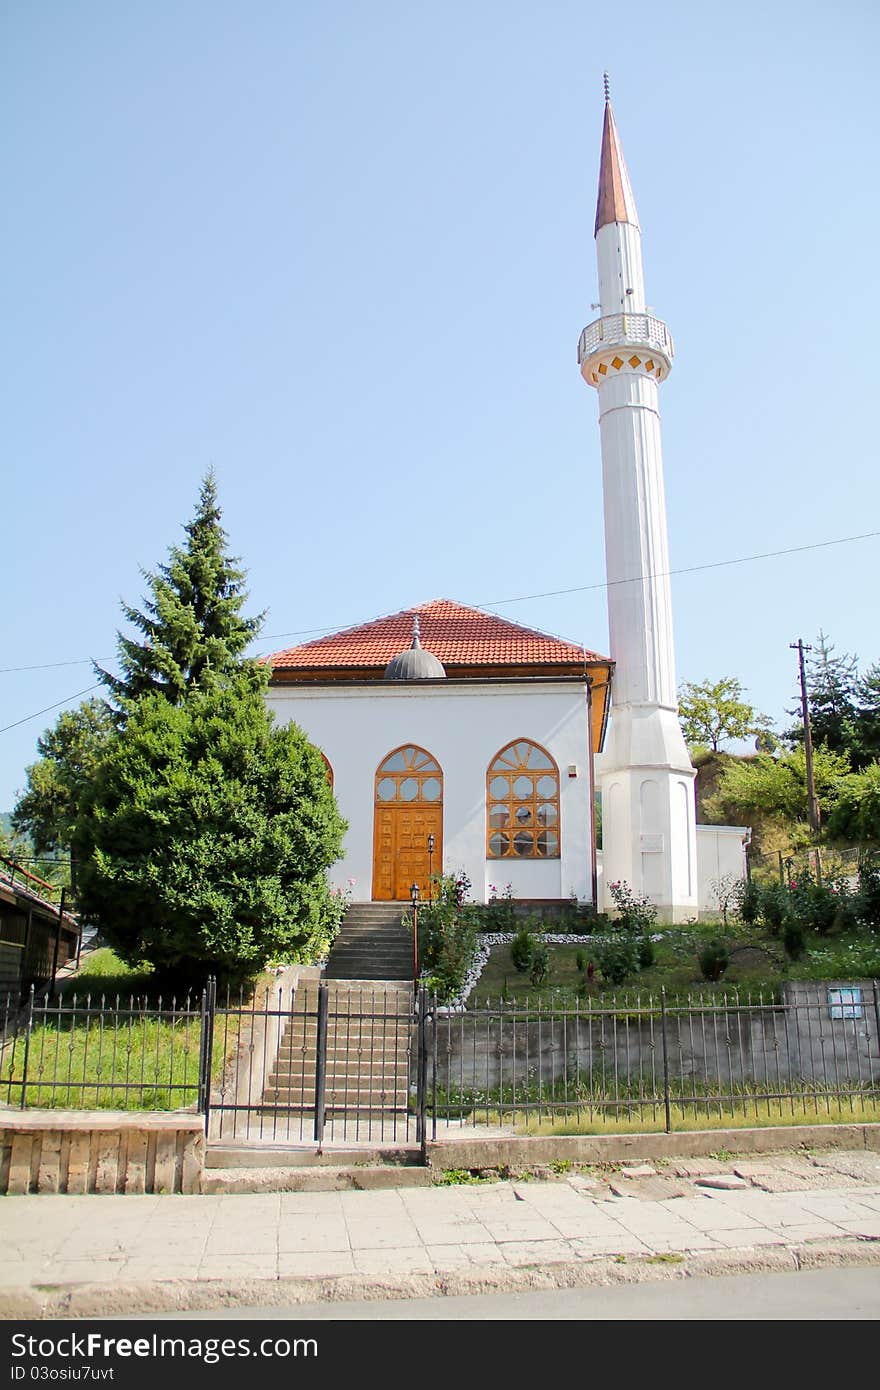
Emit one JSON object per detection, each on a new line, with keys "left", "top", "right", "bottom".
{"left": 372, "top": 745, "right": 443, "bottom": 901}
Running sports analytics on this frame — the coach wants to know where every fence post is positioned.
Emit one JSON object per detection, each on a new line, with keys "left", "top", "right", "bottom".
{"left": 199, "top": 977, "right": 216, "bottom": 1129}
{"left": 660, "top": 987, "right": 672, "bottom": 1133}
{"left": 416, "top": 988, "right": 428, "bottom": 1158}
{"left": 19, "top": 984, "right": 35, "bottom": 1110}
{"left": 313, "top": 981, "right": 329, "bottom": 1144}
{"left": 777, "top": 850, "right": 785, "bottom": 885}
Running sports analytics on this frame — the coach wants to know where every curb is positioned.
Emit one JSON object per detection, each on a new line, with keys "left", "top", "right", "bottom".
{"left": 4, "top": 1237, "right": 879, "bottom": 1320}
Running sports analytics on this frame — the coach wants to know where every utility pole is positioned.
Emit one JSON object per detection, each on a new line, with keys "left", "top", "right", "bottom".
{"left": 791, "top": 639, "right": 821, "bottom": 836}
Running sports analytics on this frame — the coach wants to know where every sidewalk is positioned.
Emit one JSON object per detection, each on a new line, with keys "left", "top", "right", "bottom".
{"left": 2, "top": 1149, "right": 880, "bottom": 1318}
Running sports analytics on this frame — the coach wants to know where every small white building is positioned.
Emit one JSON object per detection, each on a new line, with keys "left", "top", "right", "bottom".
{"left": 266, "top": 599, "right": 612, "bottom": 906}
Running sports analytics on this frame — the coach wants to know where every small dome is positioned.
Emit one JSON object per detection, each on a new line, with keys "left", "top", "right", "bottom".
{"left": 384, "top": 615, "right": 447, "bottom": 681}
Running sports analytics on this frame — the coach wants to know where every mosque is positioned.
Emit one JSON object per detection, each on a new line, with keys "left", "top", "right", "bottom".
{"left": 264, "top": 89, "right": 749, "bottom": 920}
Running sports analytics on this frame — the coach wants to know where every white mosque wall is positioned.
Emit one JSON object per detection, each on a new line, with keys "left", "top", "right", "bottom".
{"left": 265, "top": 680, "right": 594, "bottom": 905}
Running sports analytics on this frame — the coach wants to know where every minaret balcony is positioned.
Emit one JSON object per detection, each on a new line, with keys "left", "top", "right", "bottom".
{"left": 577, "top": 313, "right": 674, "bottom": 383}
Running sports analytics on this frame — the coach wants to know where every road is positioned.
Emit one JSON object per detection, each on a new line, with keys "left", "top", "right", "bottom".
{"left": 151, "top": 1266, "right": 880, "bottom": 1320}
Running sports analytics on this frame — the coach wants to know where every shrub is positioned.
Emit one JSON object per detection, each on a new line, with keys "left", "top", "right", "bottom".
{"left": 698, "top": 939, "right": 729, "bottom": 982}
{"left": 607, "top": 880, "right": 658, "bottom": 934}
{"left": 485, "top": 883, "right": 516, "bottom": 931}
{"left": 760, "top": 881, "right": 789, "bottom": 934}
{"left": 857, "top": 861, "right": 880, "bottom": 930}
{"left": 418, "top": 873, "right": 479, "bottom": 1002}
{"left": 575, "top": 950, "right": 587, "bottom": 974}
{"left": 529, "top": 943, "right": 550, "bottom": 986}
{"left": 510, "top": 925, "right": 535, "bottom": 974}
{"left": 637, "top": 936, "right": 655, "bottom": 970}
{"left": 782, "top": 919, "right": 806, "bottom": 960}
{"left": 788, "top": 874, "right": 839, "bottom": 936}
{"left": 594, "top": 935, "right": 640, "bottom": 986}
{"left": 737, "top": 878, "right": 763, "bottom": 927}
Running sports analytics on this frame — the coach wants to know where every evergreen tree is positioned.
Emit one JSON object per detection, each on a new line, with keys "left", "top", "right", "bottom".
{"left": 97, "top": 470, "right": 264, "bottom": 709}
{"left": 857, "top": 661, "right": 880, "bottom": 767}
{"left": 786, "top": 632, "right": 862, "bottom": 764}
{"left": 75, "top": 668, "right": 347, "bottom": 981}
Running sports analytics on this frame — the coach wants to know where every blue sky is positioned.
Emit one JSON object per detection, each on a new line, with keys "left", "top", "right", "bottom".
{"left": 2, "top": 0, "right": 879, "bottom": 811}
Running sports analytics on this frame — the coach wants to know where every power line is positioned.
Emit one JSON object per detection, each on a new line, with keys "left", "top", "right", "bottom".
{"left": 0, "top": 685, "right": 103, "bottom": 737}
{"left": 0, "top": 522, "right": 873, "bottom": 683}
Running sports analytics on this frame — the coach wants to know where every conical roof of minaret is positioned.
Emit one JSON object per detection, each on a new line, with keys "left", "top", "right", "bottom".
{"left": 594, "top": 97, "right": 640, "bottom": 236}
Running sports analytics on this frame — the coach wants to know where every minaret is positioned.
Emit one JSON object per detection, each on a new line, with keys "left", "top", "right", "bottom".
{"left": 579, "top": 79, "right": 698, "bottom": 920}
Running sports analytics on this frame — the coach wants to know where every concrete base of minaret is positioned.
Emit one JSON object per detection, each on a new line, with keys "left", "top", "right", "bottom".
{"left": 598, "top": 703, "right": 699, "bottom": 922}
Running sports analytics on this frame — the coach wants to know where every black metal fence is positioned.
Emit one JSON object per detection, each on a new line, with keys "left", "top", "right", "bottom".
{"left": 206, "top": 979, "right": 425, "bottom": 1146}
{"left": 1, "top": 985, "right": 205, "bottom": 1111}
{"left": 4, "top": 980, "right": 880, "bottom": 1145}
{"left": 427, "top": 983, "right": 880, "bottom": 1137}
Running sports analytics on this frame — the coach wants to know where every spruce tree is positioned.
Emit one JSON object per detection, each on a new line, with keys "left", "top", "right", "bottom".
{"left": 97, "top": 470, "right": 263, "bottom": 708}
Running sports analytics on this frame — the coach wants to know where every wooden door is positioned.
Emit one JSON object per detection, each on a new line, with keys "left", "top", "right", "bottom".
{"left": 372, "top": 746, "right": 443, "bottom": 901}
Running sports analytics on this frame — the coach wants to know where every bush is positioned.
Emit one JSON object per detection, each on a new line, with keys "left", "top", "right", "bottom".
{"left": 485, "top": 883, "right": 516, "bottom": 931}
{"left": 594, "top": 935, "right": 640, "bottom": 986}
{"left": 637, "top": 935, "right": 655, "bottom": 970}
{"left": 607, "top": 880, "right": 658, "bottom": 934}
{"left": 788, "top": 873, "right": 839, "bottom": 936}
{"left": 529, "top": 942, "right": 550, "bottom": 986}
{"left": 575, "top": 950, "right": 586, "bottom": 974}
{"left": 857, "top": 861, "right": 880, "bottom": 930}
{"left": 698, "top": 939, "right": 729, "bottom": 982}
{"left": 418, "top": 873, "right": 479, "bottom": 1002}
{"left": 782, "top": 919, "right": 806, "bottom": 960}
{"left": 760, "top": 881, "right": 789, "bottom": 934}
{"left": 510, "top": 925, "right": 535, "bottom": 974}
{"left": 737, "top": 878, "right": 763, "bottom": 927}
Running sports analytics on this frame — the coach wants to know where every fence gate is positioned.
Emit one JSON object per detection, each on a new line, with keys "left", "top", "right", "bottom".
{"left": 205, "top": 978, "right": 427, "bottom": 1147}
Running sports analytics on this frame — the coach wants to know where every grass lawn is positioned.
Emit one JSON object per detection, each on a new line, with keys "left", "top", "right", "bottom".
{"left": 1, "top": 948, "right": 248, "bottom": 1110}
{"left": 469, "top": 924, "right": 880, "bottom": 1008}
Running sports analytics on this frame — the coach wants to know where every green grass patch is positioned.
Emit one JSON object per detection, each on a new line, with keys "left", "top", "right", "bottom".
{"left": 470, "top": 926, "right": 880, "bottom": 1009}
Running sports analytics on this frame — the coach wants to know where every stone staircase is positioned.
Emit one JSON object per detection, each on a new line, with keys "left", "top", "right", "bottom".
{"left": 260, "top": 979, "right": 414, "bottom": 1124}
{"left": 324, "top": 902, "right": 414, "bottom": 982}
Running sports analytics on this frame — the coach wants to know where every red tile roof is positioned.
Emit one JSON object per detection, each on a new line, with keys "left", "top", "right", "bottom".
{"left": 267, "top": 599, "right": 608, "bottom": 674}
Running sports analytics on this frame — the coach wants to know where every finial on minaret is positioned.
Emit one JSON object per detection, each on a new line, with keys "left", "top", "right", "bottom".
{"left": 412, "top": 613, "right": 422, "bottom": 647}
{"left": 603, "top": 71, "right": 610, "bottom": 103}
{"left": 594, "top": 87, "right": 640, "bottom": 236}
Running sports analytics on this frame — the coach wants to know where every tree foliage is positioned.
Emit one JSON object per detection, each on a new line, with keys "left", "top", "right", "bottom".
{"left": 826, "top": 764, "right": 880, "bottom": 844}
{"left": 707, "top": 746, "right": 851, "bottom": 828}
{"left": 13, "top": 699, "right": 115, "bottom": 855}
{"left": 678, "top": 677, "right": 774, "bottom": 752}
{"left": 75, "top": 670, "right": 346, "bottom": 980}
{"left": 97, "top": 470, "right": 263, "bottom": 710}
{"left": 786, "top": 632, "right": 880, "bottom": 772}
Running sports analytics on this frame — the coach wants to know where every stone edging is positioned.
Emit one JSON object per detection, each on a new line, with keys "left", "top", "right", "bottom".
{"left": 3, "top": 1237, "right": 878, "bottom": 1320}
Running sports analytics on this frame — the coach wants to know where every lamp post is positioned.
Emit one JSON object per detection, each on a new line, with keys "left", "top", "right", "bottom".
{"left": 427, "top": 834, "right": 435, "bottom": 901}
{"left": 410, "top": 881, "right": 420, "bottom": 990}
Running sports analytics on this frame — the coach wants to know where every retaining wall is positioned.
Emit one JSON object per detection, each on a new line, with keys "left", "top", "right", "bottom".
{"left": 0, "top": 1111, "right": 204, "bottom": 1195}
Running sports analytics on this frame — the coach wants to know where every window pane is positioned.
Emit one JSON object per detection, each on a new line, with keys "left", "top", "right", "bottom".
{"left": 399, "top": 777, "right": 419, "bottom": 802}
{"left": 381, "top": 751, "right": 407, "bottom": 772}
{"left": 421, "top": 776, "right": 441, "bottom": 801}
{"left": 377, "top": 777, "right": 396, "bottom": 801}
{"left": 491, "top": 747, "right": 518, "bottom": 771}
{"left": 513, "top": 775, "right": 533, "bottom": 800}
{"left": 525, "top": 746, "right": 553, "bottom": 770}
{"left": 515, "top": 806, "right": 532, "bottom": 826}
{"left": 488, "top": 832, "right": 510, "bottom": 857}
{"left": 489, "top": 804, "right": 510, "bottom": 827}
{"left": 489, "top": 776, "right": 509, "bottom": 800}
{"left": 537, "top": 803, "right": 557, "bottom": 826}
{"left": 536, "top": 774, "right": 557, "bottom": 799}
{"left": 536, "top": 830, "right": 559, "bottom": 857}
{"left": 513, "top": 831, "right": 534, "bottom": 856}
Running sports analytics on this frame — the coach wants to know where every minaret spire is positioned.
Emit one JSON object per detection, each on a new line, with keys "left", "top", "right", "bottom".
{"left": 578, "top": 89, "right": 697, "bottom": 921}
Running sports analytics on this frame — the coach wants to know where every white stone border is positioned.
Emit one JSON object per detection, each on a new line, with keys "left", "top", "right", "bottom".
{"left": 433, "top": 932, "right": 610, "bottom": 1015}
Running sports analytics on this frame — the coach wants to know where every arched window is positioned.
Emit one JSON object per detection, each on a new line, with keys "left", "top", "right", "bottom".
{"left": 486, "top": 740, "right": 560, "bottom": 859}
{"left": 375, "top": 745, "right": 442, "bottom": 804}
{"left": 319, "top": 752, "right": 334, "bottom": 789}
